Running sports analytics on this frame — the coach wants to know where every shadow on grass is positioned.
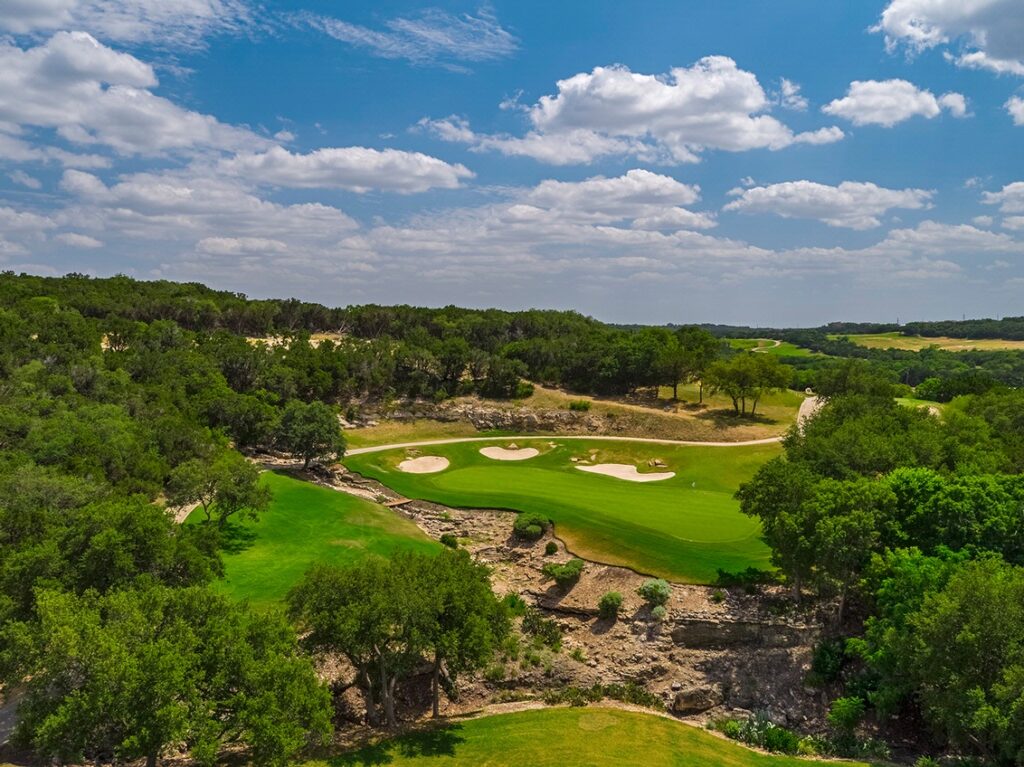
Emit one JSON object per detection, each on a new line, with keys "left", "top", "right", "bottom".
{"left": 330, "top": 724, "right": 466, "bottom": 766}
{"left": 217, "top": 521, "right": 258, "bottom": 554}
{"left": 694, "top": 408, "right": 778, "bottom": 427}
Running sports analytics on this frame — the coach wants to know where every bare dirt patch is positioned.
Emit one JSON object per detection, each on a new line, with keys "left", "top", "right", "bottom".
{"left": 575, "top": 463, "right": 675, "bottom": 482}
{"left": 397, "top": 456, "right": 450, "bottom": 474}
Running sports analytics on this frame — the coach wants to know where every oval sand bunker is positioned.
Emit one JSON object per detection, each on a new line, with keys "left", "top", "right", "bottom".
{"left": 398, "top": 456, "right": 450, "bottom": 473}
{"left": 575, "top": 463, "right": 675, "bottom": 482}
{"left": 479, "top": 446, "right": 540, "bottom": 461}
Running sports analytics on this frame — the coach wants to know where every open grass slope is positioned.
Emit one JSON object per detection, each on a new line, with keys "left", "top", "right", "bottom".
{"left": 344, "top": 438, "right": 777, "bottom": 583}
{"left": 726, "top": 338, "right": 819, "bottom": 357}
{"left": 320, "top": 707, "right": 874, "bottom": 767}
{"left": 189, "top": 472, "right": 439, "bottom": 606}
{"left": 835, "top": 332, "right": 1024, "bottom": 352}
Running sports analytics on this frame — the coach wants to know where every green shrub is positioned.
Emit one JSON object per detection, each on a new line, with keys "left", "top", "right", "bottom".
{"left": 807, "top": 638, "right": 846, "bottom": 686}
{"left": 651, "top": 605, "right": 667, "bottom": 622}
{"left": 500, "top": 634, "right": 521, "bottom": 661}
{"left": 738, "top": 712, "right": 801, "bottom": 754}
{"left": 598, "top": 591, "right": 623, "bottom": 620}
{"left": 483, "top": 664, "right": 506, "bottom": 683}
{"left": 542, "top": 558, "right": 584, "bottom": 589}
{"left": 637, "top": 578, "right": 671, "bottom": 607}
{"left": 501, "top": 592, "right": 527, "bottom": 617}
{"left": 710, "top": 589, "right": 725, "bottom": 603}
{"left": 439, "top": 533, "right": 458, "bottom": 549}
{"left": 521, "top": 607, "right": 562, "bottom": 650}
{"left": 914, "top": 757, "right": 941, "bottom": 767}
{"left": 513, "top": 511, "right": 550, "bottom": 541}
{"left": 514, "top": 381, "right": 535, "bottom": 399}
{"left": 568, "top": 399, "right": 591, "bottom": 412}
{"left": 544, "top": 540, "right": 558, "bottom": 555}
{"left": 719, "top": 719, "right": 742, "bottom": 738}
{"left": 827, "top": 696, "right": 865, "bottom": 736}
{"left": 569, "top": 647, "right": 586, "bottom": 662}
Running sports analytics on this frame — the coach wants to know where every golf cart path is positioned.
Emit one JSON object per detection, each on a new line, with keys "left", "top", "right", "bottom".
{"left": 347, "top": 396, "right": 821, "bottom": 456}
{"left": 750, "top": 338, "right": 783, "bottom": 353}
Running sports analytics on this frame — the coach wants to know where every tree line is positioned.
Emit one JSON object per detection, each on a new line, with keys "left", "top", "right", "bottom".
{"left": 738, "top": 361, "right": 1024, "bottom": 763}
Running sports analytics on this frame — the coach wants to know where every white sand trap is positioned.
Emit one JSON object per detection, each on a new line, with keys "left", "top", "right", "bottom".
{"left": 479, "top": 446, "right": 540, "bottom": 461}
{"left": 575, "top": 463, "right": 675, "bottom": 482}
{"left": 398, "top": 456, "right": 450, "bottom": 473}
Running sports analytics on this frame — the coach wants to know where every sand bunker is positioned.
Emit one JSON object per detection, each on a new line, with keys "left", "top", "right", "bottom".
{"left": 479, "top": 446, "right": 540, "bottom": 461}
{"left": 398, "top": 456, "right": 450, "bottom": 474}
{"left": 575, "top": 463, "right": 675, "bottom": 482}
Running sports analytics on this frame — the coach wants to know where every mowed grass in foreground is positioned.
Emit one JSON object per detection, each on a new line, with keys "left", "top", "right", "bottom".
{"left": 189, "top": 472, "right": 439, "bottom": 605}
{"left": 345, "top": 439, "right": 778, "bottom": 583}
{"left": 321, "top": 707, "right": 875, "bottom": 767}
{"left": 836, "top": 332, "right": 1024, "bottom": 352}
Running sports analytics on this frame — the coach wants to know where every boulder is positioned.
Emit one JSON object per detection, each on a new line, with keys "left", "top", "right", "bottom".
{"left": 671, "top": 684, "right": 723, "bottom": 715}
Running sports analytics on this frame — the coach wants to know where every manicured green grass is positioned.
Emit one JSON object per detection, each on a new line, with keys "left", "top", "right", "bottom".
{"left": 345, "top": 439, "right": 777, "bottom": 583}
{"left": 895, "top": 397, "right": 946, "bottom": 413}
{"left": 726, "top": 338, "right": 818, "bottom": 357}
{"left": 319, "top": 707, "right": 874, "bottom": 767}
{"left": 189, "top": 472, "right": 439, "bottom": 606}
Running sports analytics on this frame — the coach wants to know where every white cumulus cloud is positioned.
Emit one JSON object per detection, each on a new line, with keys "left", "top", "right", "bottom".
{"left": 1006, "top": 96, "right": 1024, "bottom": 125}
{"left": 724, "top": 180, "right": 934, "bottom": 229}
{"left": 422, "top": 58, "right": 843, "bottom": 165}
{"left": 218, "top": 145, "right": 474, "bottom": 193}
{"left": 823, "top": 79, "right": 968, "bottom": 126}
{"left": 875, "top": 0, "right": 1024, "bottom": 76}
{"left": 0, "top": 32, "right": 266, "bottom": 156}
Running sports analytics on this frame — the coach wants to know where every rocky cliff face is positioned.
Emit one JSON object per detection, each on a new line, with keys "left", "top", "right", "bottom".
{"left": 381, "top": 399, "right": 609, "bottom": 433}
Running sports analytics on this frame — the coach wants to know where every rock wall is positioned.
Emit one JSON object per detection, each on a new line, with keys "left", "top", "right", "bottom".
{"left": 670, "top": 618, "right": 817, "bottom": 649}
{"left": 386, "top": 399, "right": 609, "bottom": 433}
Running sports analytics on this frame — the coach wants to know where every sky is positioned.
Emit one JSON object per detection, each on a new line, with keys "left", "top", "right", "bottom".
{"left": 1, "top": 1, "right": 1023, "bottom": 326}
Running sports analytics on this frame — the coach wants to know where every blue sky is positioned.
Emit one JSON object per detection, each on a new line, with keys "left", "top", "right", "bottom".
{"left": 1, "top": 1, "right": 1023, "bottom": 325}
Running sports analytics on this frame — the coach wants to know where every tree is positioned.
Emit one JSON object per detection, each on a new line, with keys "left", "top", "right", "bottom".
{"left": 287, "top": 557, "right": 431, "bottom": 728}
{"left": 287, "top": 552, "right": 507, "bottom": 726}
{"left": 880, "top": 559, "right": 1024, "bottom": 763}
{"left": 167, "top": 450, "right": 271, "bottom": 528}
{"left": 736, "top": 458, "right": 819, "bottom": 602}
{"left": 415, "top": 550, "right": 509, "bottom": 717}
{"left": 707, "top": 354, "right": 792, "bottom": 416}
{"left": 809, "top": 478, "right": 891, "bottom": 623}
{"left": 6, "top": 584, "right": 331, "bottom": 767}
{"left": 676, "top": 326, "right": 720, "bottom": 404}
{"left": 276, "top": 400, "right": 345, "bottom": 469}
{"left": 815, "top": 358, "right": 896, "bottom": 400}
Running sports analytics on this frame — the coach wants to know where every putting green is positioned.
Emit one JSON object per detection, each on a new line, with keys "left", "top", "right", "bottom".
{"left": 188, "top": 472, "right": 439, "bottom": 605}
{"left": 320, "top": 707, "right": 874, "bottom": 767}
{"left": 344, "top": 439, "right": 778, "bottom": 583}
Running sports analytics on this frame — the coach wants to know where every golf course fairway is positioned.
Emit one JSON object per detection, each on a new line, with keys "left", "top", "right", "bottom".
{"left": 188, "top": 471, "right": 439, "bottom": 605}
{"left": 344, "top": 439, "right": 778, "bottom": 583}
{"left": 321, "top": 707, "right": 873, "bottom": 767}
